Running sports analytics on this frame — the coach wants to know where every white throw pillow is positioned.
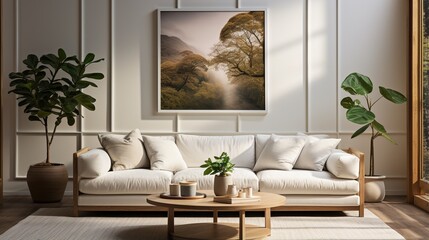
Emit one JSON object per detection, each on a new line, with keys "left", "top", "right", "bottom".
{"left": 143, "top": 136, "right": 187, "bottom": 172}
{"left": 78, "top": 148, "right": 111, "bottom": 178}
{"left": 294, "top": 136, "right": 341, "bottom": 171}
{"left": 98, "top": 129, "right": 147, "bottom": 171}
{"left": 253, "top": 135, "right": 306, "bottom": 172}
{"left": 255, "top": 134, "right": 301, "bottom": 159}
{"left": 326, "top": 149, "right": 360, "bottom": 179}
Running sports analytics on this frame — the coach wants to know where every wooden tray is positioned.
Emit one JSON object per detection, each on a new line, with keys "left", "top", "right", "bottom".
{"left": 160, "top": 192, "right": 206, "bottom": 200}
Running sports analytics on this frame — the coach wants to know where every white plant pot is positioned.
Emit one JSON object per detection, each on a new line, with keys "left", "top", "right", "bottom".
{"left": 364, "top": 175, "right": 386, "bottom": 203}
{"left": 214, "top": 175, "right": 232, "bottom": 196}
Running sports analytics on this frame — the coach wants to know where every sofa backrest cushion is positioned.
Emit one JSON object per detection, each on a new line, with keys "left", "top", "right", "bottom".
{"left": 253, "top": 135, "right": 306, "bottom": 172}
{"left": 143, "top": 135, "right": 187, "bottom": 172}
{"left": 176, "top": 134, "right": 255, "bottom": 168}
{"left": 256, "top": 134, "right": 304, "bottom": 159}
{"left": 326, "top": 149, "right": 360, "bottom": 179}
{"left": 78, "top": 148, "right": 111, "bottom": 178}
{"left": 98, "top": 129, "right": 147, "bottom": 171}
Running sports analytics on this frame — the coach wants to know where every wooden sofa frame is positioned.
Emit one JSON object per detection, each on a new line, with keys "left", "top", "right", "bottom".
{"left": 73, "top": 147, "right": 365, "bottom": 217}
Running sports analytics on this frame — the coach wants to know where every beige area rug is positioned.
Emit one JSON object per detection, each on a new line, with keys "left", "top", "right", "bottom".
{"left": 0, "top": 208, "right": 404, "bottom": 240}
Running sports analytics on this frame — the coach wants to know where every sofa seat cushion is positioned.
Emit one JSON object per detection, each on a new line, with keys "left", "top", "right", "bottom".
{"left": 257, "top": 170, "right": 358, "bottom": 195}
{"left": 79, "top": 169, "right": 173, "bottom": 194}
{"left": 172, "top": 168, "right": 259, "bottom": 191}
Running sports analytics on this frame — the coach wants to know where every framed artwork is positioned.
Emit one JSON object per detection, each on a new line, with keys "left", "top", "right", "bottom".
{"left": 158, "top": 9, "right": 267, "bottom": 113}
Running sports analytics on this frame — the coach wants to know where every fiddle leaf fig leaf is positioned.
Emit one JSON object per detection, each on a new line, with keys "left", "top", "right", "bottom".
{"left": 346, "top": 106, "right": 375, "bottom": 125}
{"left": 341, "top": 72, "right": 373, "bottom": 95}
{"left": 83, "top": 53, "right": 95, "bottom": 64}
{"left": 67, "top": 115, "right": 75, "bottom": 126}
{"left": 83, "top": 73, "right": 104, "bottom": 80}
{"left": 58, "top": 48, "right": 66, "bottom": 61}
{"left": 28, "top": 115, "right": 41, "bottom": 122}
{"left": 23, "top": 54, "right": 39, "bottom": 69}
{"left": 379, "top": 86, "right": 407, "bottom": 104}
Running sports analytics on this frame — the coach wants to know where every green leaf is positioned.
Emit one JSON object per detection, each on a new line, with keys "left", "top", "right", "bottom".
{"left": 83, "top": 53, "right": 95, "bottom": 64}
{"left": 9, "top": 72, "right": 23, "bottom": 79}
{"left": 341, "top": 72, "right": 373, "bottom": 95}
{"left": 23, "top": 54, "right": 39, "bottom": 69}
{"left": 58, "top": 49, "right": 66, "bottom": 61}
{"left": 346, "top": 106, "right": 375, "bottom": 125}
{"left": 340, "top": 97, "right": 355, "bottom": 109}
{"left": 28, "top": 115, "right": 41, "bottom": 122}
{"left": 351, "top": 124, "right": 370, "bottom": 138}
{"left": 379, "top": 86, "right": 407, "bottom": 104}
{"left": 372, "top": 120, "right": 396, "bottom": 144}
{"left": 40, "top": 54, "right": 59, "bottom": 68}
{"left": 67, "top": 115, "right": 75, "bottom": 126}
{"left": 203, "top": 167, "right": 212, "bottom": 176}
{"left": 37, "top": 110, "right": 50, "bottom": 118}
{"left": 61, "top": 78, "right": 75, "bottom": 86}
{"left": 83, "top": 73, "right": 104, "bottom": 80}
{"left": 61, "top": 63, "right": 79, "bottom": 78}
{"left": 76, "top": 80, "right": 97, "bottom": 89}
{"left": 62, "top": 98, "right": 78, "bottom": 113}
{"left": 74, "top": 93, "right": 96, "bottom": 111}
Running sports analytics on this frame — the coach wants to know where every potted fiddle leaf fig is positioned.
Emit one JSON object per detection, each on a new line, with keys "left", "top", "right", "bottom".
{"left": 340, "top": 72, "right": 407, "bottom": 202}
{"left": 200, "top": 152, "right": 235, "bottom": 196}
{"left": 8, "top": 48, "right": 104, "bottom": 203}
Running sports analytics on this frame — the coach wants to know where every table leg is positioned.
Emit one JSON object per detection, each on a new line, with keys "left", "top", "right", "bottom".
{"left": 239, "top": 210, "right": 246, "bottom": 240}
{"left": 168, "top": 207, "right": 174, "bottom": 236}
{"left": 265, "top": 208, "right": 271, "bottom": 229}
{"left": 213, "top": 210, "right": 218, "bottom": 223}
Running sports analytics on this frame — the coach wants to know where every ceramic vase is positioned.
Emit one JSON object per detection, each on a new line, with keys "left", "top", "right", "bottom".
{"left": 214, "top": 175, "right": 232, "bottom": 196}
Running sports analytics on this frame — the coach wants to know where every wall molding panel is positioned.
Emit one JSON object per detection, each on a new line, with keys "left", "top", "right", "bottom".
{"left": 1, "top": 0, "right": 408, "bottom": 195}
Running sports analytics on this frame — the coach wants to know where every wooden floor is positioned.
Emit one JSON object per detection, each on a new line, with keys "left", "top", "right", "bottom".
{"left": 0, "top": 196, "right": 428, "bottom": 239}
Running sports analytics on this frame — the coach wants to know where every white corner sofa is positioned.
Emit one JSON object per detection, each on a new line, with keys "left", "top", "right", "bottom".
{"left": 73, "top": 131, "right": 365, "bottom": 217}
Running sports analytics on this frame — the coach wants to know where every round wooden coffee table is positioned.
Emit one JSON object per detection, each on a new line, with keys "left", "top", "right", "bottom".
{"left": 147, "top": 190, "right": 285, "bottom": 240}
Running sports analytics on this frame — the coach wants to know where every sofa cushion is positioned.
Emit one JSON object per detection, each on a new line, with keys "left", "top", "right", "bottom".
{"left": 176, "top": 134, "right": 255, "bottom": 168}
{"left": 78, "top": 148, "right": 111, "bottom": 178}
{"left": 294, "top": 137, "right": 341, "bottom": 171}
{"left": 172, "top": 167, "right": 259, "bottom": 191}
{"left": 253, "top": 135, "right": 306, "bottom": 172}
{"left": 79, "top": 169, "right": 173, "bottom": 194}
{"left": 255, "top": 134, "right": 305, "bottom": 159}
{"left": 143, "top": 136, "right": 187, "bottom": 172}
{"left": 326, "top": 149, "right": 360, "bottom": 179}
{"left": 257, "top": 169, "right": 359, "bottom": 195}
{"left": 98, "top": 129, "right": 147, "bottom": 170}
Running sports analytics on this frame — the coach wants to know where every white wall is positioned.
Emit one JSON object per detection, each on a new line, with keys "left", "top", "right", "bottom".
{"left": 1, "top": 0, "right": 408, "bottom": 195}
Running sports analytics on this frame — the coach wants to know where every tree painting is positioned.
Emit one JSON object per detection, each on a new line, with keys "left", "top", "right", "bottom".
{"left": 159, "top": 10, "right": 265, "bottom": 111}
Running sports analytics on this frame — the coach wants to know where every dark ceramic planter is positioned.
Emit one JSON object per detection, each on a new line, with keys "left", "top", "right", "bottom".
{"left": 26, "top": 163, "right": 68, "bottom": 203}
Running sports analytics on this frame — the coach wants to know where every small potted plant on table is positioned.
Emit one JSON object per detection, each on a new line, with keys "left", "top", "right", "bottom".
{"left": 200, "top": 152, "right": 235, "bottom": 196}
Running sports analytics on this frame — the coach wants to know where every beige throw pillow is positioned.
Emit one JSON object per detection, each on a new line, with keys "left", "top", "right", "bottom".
{"left": 253, "top": 135, "right": 306, "bottom": 172}
{"left": 143, "top": 136, "right": 187, "bottom": 172}
{"left": 98, "top": 129, "right": 148, "bottom": 171}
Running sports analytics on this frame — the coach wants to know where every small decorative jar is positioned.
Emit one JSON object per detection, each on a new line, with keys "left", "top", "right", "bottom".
{"left": 179, "top": 181, "right": 197, "bottom": 197}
